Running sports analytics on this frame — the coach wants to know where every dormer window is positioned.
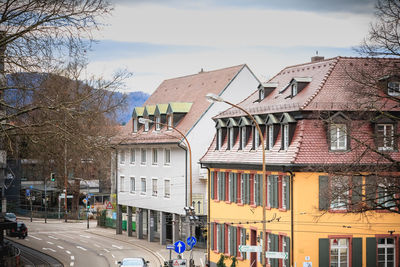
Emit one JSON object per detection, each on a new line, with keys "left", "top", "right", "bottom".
{"left": 268, "top": 125, "right": 274, "bottom": 149}
{"left": 241, "top": 126, "right": 247, "bottom": 149}
{"left": 215, "top": 119, "right": 227, "bottom": 150}
{"left": 238, "top": 117, "right": 251, "bottom": 150}
{"left": 330, "top": 123, "right": 347, "bottom": 150}
{"left": 155, "top": 116, "right": 161, "bottom": 131}
{"left": 254, "top": 127, "right": 260, "bottom": 148}
{"left": 217, "top": 128, "right": 222, "bottom": 150}
{"left": 144, "top": 119, "right": 149, "bottom": 132}
{"left": 291, "top": 83, "right": 298, "bottom": 96}
{"left": 280, "top": 113, "right": 296, "bottom": 151}
{"left": 167, "top": 115, "right": 173, "bottom": 130}
{"left": 229, "top": 128, "right": 234, "bottom": 150}
{"left": 226, "top": 118, "right": 238, "bottom": 150}
{"left": 265, "top": 114, "right": 279, "bottom": 150}
{"left": 259, "top": 88, "right": 265, "bottom": 101}
{"left": 133, "top": 119, "right": 138, "bottom": 133}
{"left": 282, "top": 124, "right": 289, "bottom": 150}
{"left": 388, "top": 81, "right": 400, "bottom": 96}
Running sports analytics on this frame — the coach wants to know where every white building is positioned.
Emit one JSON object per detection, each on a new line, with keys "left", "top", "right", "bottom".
{"left": 112, "top": 65, "right": 260, "bottom": 245}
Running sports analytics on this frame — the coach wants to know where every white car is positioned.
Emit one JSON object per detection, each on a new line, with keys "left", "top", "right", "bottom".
{"left": 118, "top": 258, "right": 149, "bottom": 267}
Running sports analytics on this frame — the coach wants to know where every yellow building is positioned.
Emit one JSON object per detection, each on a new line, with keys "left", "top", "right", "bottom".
{"left": 201, "top": 57, "right": 400, "bottom": 267}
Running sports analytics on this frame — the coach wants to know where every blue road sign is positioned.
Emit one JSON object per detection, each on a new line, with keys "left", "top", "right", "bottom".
{"left": 26, "top": 189, "right": 30, "bottom": 197}
{"left": 29, "top": 185, "right": 33, "bottom": 189}
{"left": 166, "top": 245, "right": 175, "bottom": 250}
{"left": 187, "top": 236, "right": 197, "bottom": 249}
{"left": 174, "top": 240, "right": 186, "bottom": 254}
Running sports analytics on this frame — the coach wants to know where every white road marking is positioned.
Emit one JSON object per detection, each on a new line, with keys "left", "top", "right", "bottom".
{"left": 115, "top": 261, "right": 118, "bottom": 265}
{"left": 79, "top": 239, "right": 88, "bottom": 243}
{"left": 71, "top": 256, "right": 75, "bottom": 260}
{"left": 48, "top": 235, "right": 58, "bottom": 240}
{"left": 111, "top": 254, "right": 115, "bottom": 258}
{"left": 30, "top": 235, "right": 42, "bottom": 240}
{"left": 200, "top": 258, "right": 204, "bottom": 267}
{"left": 25, "top": 239, "right": 29, "bottom": 241}
{"left": 42, "top": 248, "right": 56, "bottom": 252}
{"left": 66, "top": 250, "right": 71, "bottom": 254}
{"left": 79, "top": 234, "right": 91, "bottom": 239}
{"left": 103, "top": 248, "right": 110, "bottom": 253}
{"left": 99, "top": 253, "right": 103, "bottom": 256}
{"left": 76, "top": 246, "right": 87, "bottom": 251}
{"left": 47, "top": 241, "right": 54, "bottom": 245}
{"left": 70, "top": 262, "right": 74, "bottom": 266}
{"left": 57, "top": 246, "right": 64, "bottom": 249}
{"left": 156, "top": 252, "right": 165, "bottom": 261}
{"left": 112, "top": 244, "right": 123, "bottom": 250}
{"left": 94, "top": 244, "right": 101, "bottom": 248}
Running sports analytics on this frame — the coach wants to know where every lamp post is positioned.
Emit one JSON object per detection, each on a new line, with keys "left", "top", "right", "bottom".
{"left": 206, "top": 93, "right": 267, "bottom": 267}
{"left": 75, "top": 178, "right": 90, "bottom": 229}
{"left": 138, "top": 118, "right": 193, "bottom": 206}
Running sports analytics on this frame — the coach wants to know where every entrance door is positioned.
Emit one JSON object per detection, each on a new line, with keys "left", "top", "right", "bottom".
{"left": 250, "top": 229, "right": 257, "bottom": 267}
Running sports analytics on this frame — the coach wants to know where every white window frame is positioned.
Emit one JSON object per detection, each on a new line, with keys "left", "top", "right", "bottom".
{"left": 164, "top": 149, "right": 171, "bottom": 165}
{"left": 144, "top": 120, "right": 149, "bottom": 132}
{"left": 167, "top": 115, "right": 173, "bottom": 130}
{"left": 377, "top": 124, "right": 394, "bottom": 151}
{"left": 140, "top": 177, "right": 146, "bottom": 195}
{"left": 388, "top": 81, "right": 400, "bottom": 96}
{"left": 267, "top": 176, "right": 272, "bottom": 207}
{"left": 229, "top": 173, "right": 234, "bottom": 202}
{"left": 282, "top": 237, "right": 287, "bottom": 267}
{"left": 119, "top": 176, "right": 125, "bottom": 192}
{"left": 119, "top": 150, "right": 125, "bottom": 164}
{"left": 141, "top": 148, "right": 146, "bottom": 165}
{"left": 130, "top": 177, "right": 135, "bottom": 193}
{"left": 291, "top": 83, "right": 298, "bottom": 96}
{"left": 152, "top": 178, "right": 158, "bottom": 197}
{"left": 228, "top": 227, "right": 231, "bottom": 256}
{"left": 267, "top": 234, "right": 272, "bottom": 265}
{"left": 130, "top": 148, "right": 135, "bottom": 164}
{"left": 330, "top": 177, "right": 349, "bottom": 211}
{"left": 152, "top": 148, "right": 158, "bottom": 165}
{"left": 282, "top": 178, "right": 287, "bottom": 210}
{"left": 283, "top": 124, "right": 289, "bottom": 150}
{"left": 254, "top": 126, "right": 260, "bottom": 148}
{"left": 268, "top": 125, "right": 274, "bottom": 149}
{"left": 330, "top": 123, "right": 347, "bottom": 150}
{"left": 217, "top": 128, "right": 222, "bottom": 150}
{"left": 164, "top": 179, "right": 171, "bottom": 198}
{"left": 229, "top": 128, "right": 234, "bottom": 150}
{"left": 330, "top": 238, "right": 349, "bottom": 267}
{"left": 241, "top": 126, "right": 247, "bottom": 149}
{"left": 378, "top": 237, "right": 396, "bottom": 267}
{"left": 133, "top": 119, "right": 138, "bottom": 133}
{"left": 259, "top": 88, "right": 265, "bottom": 100}
{"left": 155, "top": 116, "right": 161, "bottom": 131}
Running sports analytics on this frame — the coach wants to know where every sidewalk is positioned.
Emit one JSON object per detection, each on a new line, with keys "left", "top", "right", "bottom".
{"left": 86, "top": 226, "right": 207, "bottom": 267}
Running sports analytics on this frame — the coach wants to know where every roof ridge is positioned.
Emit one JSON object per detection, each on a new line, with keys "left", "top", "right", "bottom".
{"left": 280, "top": 56, "right": 339, "bottom": 71}
{"left": 162, "top": 64, "right": 246, "bottom": 82}
{"left": 300, "top": 57, "right": 340, "bottom": 110}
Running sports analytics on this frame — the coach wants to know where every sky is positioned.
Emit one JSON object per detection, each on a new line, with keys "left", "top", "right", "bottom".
{"left": 86, "top": 0, "right": 376, "bottom": 94}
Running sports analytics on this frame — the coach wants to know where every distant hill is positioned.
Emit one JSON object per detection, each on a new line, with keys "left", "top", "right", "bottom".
{"left": 116, "top": 91, "right": 149, "bottom": 125}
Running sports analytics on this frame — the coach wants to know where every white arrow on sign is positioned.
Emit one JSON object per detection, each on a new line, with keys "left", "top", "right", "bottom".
{"left": 238, "top": 245, "right": 262, "bottom": 252}
{"left": 265, "top": 251, "right": 288, "bottom": 259}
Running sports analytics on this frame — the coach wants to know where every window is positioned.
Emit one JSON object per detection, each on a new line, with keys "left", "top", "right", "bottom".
{"left": 229, "top": 128, "right": 234, "bottom": 150}
{"left": 239, "top": 228, "right": 246, "bottom": 259}
{"left": 144, "top": 119, "right": 149, "bottom": 132}
{"left": 291, "top": 83, "right": 298, "bottom": 96}
{"left": 164, "top": 179, "right": 170, "bottom": 198}
{"left": 167, "top": 115, "right": 173, "bottom": 130}
{"left": 330, "top": 123, "right": 347, "bottom": 150}
{"left": 133, "top": 119, "right": 138, "bottom": 133}
{"left": 152, "top": 148, "right": 158, "bottom": 165}
{"left": 155, "top": 116, "right": 161, "bottom": 131}
{"left": 330, "top": 238, "right": 349, "bottom": 267}
{"left": 119, "top": 176, "right": 125, "bottom": 192}
{"left": 229, "top": 173, "right": 237, "bottom": 202}
{"left": 164, "top": 149, "right": 171, "bottom": 165}
{"left": 254, "top": 126, "right": 260, "bottom": 149}
{"left": 130, "top": 148, "right": 135, "bottom": 164}
{"left": 152, "top": 178, "right": 157, "bottom": 196}
{"left": 388, "top": 81, "right": 400, "bottom": 96}
{"left": 378, "top": 238, "right": 396, "bottom": 267}
{"left": 268, "top": 125, "right": 274, "bottom": 150}
{"left": 217, "top": 172, "right": 226, "bottom": 201}
{"left": 282, "top": 124, "right": 289, "bottom": 150}
{"left": 282, "top": 236, "right": 288, "bottom": 267}
{"left": 240, "top": 127, "right": 247, "bottom": 149}
{"left": 228, "top": 226, "right": 237, "bottom": 256}
{"left": 141, "top": 148, "right": 146, "bottom": 165}
{"left": 282, "top": 177, "right": 288, "bottom": 209}
{"left": 259, "top": 88, "right": 265, "bottom": 100}
{"left": 217, "top": 128, "right": 222, "bottom": 150}
{"left": 241, "top": 173, "right": 250, "bottom": 205}
{"left": 130, "top": 177, "right": 135, "bottom": 193}
{"left": 377, "top": 182, "right": 396, "bottom": 209}
{"left": 330, "top": 177, "right": 349, "bottom": 210}
{"left": 119, "top": 150, "right": 125, "bottom": 164}
{"left": 141, "top": 178, "right": 146, "bottom": 194}
{"left": 377, "top": 124, "right": 394, "bottom": 150}
{"left": 254, "top": 174, "right": 262, "bottom": 206}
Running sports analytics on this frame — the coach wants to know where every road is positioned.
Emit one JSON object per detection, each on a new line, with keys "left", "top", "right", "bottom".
{"left": 8, "top": 219, "right": 163, "bottom": 267}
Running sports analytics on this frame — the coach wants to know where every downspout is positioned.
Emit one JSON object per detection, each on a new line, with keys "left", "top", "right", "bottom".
{"left": 288, "top": 171, "right": 295, "bottom": 267}
{"left": 178, "top": 143, "right": 188, "bottom": 207}
{"left": 111, "top": 146, "right": 120, "bottom": 234}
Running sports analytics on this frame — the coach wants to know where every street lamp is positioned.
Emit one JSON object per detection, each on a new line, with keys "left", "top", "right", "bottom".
{"left": 206, "top": 93, "right": 267, "bottom": 267}
{"left": 138, "top": 117, "right": 193, "bottom": 206}
{"left": 75, "top": 178, "right": 90, "bottom": 229}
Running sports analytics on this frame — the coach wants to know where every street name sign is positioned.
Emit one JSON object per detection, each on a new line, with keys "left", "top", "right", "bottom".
{"left": 174, "top": 240, "right": 186, "bottom": 254}
{"left": 166, "top": 245, "right": 175, "bottom": 250}
{"left": 238, "top": 245, "right": 262, "bottom": 252}
{"left": 265, "top": 251, "right": 288, "bottom": 259}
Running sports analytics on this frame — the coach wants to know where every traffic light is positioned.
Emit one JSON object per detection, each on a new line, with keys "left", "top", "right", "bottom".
{"left": 50, "top": 173, "right": 55, "bottom": 181}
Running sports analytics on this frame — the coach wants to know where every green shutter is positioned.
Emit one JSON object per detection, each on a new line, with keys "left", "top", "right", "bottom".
{"left": 210, "top": 223, "right": 214, "bottom": 251}
{"left": 366, "top": 237, "right": 377, "bottom": 267}
{"left": 351, "top": 176, "right": 363, "bottom": 209}
{"left": 285, "top": 176, "right": 290, "bottom": 210}
{"left": 319, "top": 176, "right": 329, "bottom": 210}
{"left": 210, "top": 172, "right": 214, "bottom": 200}
{"left": 365, "top": 176, "right": 376, "bottom": 208}
{"left": 352, "top": 238, "right": 362, "bottom": 267}
{"left": 272, "top": 234, "right": 279, "bottom": 266}
{"left": 319, "top": 238, "right": 330, "bottom": 267}
{"left": 233, "top": 227, "right": 237, "bottom": 257}
{"left": 285, "top": 236, "right": 290, "bottom": 267}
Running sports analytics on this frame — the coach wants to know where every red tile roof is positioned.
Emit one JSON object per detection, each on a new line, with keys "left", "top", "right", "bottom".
{"left": 113, "top": 64, "right": 247, "bottom": 145}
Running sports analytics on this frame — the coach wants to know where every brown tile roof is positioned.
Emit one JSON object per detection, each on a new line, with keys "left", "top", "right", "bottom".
{"left": 113, "top": 64, "right": 247, "bottom": 145}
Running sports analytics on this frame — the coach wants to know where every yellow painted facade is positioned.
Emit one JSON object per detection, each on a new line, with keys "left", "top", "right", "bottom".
{"left": 209, "top": 170, "right": 400, "bottom": 267}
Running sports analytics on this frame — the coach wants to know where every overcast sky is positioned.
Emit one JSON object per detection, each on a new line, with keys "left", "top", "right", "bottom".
{"left": 86, "top": 0, "right": 376, "bottom": 94}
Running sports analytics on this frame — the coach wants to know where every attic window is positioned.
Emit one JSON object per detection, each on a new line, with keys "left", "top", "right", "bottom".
{"left": 291, "top": 83, "right": 298, "bottom": 96}
{"left": 155, "top": 116, "right": 161, "bottom": 131}
{"left": 259, "top": 88, "right": 265, "bottom": 101}
{"left": 388, "top": 81, "right": 400, "bottom": 96}
{"left": 133, "top": 119, "right": 138, "bottom": 133}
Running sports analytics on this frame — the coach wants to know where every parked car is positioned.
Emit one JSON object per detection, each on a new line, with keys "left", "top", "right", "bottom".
{"left": 118, "top": 258, "right": 149, "bottom": 267}
{"left": 4, "top": 212, "right": 17, "bottom": 222}
{"left": 7, "top": 221, "right": 28, "bottom": 239}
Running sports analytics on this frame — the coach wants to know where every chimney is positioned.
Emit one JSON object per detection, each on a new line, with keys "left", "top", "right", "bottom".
{"left": 199, "top": 68, "right": 204, "bottom": 73}
{"left": 311, "top": 56, "right": 324, "bottom": 62}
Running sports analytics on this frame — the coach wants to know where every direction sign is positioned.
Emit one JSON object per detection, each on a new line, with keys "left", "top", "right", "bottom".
{"left": 186, "top": 236, "right": 197, "bottom": 249}
{"left": 238, "top": 245, "right": 262, "bottom": 252}
{"left": 265, "top": 251, "right": 288, "bottom": 259}
{"left": 174, "top": 240, "right": 186, "bottom": 254}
